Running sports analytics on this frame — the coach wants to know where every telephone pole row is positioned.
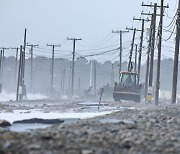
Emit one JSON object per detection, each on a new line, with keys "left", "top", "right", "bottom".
{"left": 142, "top": 3, "right": 157, "bottom": 88}
{"left": 142, "top": 1, "right": 168, "bottom": 103}
{"left": 133, "top": 17, "right": 149, "bottom": 83}
{"left": 67, "top": 37, "right": 82, "bottom": 98}
{"left": 126, "top": 27, "right": 141, "bottom": 72}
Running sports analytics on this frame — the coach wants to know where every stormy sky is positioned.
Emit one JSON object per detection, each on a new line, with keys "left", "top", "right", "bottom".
{"left": 0, "top": 0, "right": 178, "bottom": 62}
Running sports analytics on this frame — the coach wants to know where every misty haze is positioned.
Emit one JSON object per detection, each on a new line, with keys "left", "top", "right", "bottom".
{"left": 0, "top": 0, "right": 180, "bottom": 154}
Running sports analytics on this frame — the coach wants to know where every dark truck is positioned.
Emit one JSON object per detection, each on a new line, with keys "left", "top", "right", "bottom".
{"left": 113, "top": 71, "right": 142, "bottom": 102}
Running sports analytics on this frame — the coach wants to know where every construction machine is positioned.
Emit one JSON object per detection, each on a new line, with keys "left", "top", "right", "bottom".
{"left": 113, "top": 28, "right": 142, "bottom": 102}
{"left": 113, "top": 71, "right": 142, "bottom": 102}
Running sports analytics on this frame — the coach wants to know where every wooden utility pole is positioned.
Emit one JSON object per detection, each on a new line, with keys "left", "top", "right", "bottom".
{"left": 112, "top": 30, "right": 128, "bottom": 79}
{"left": 68, "top": 61, "right": 72, "bottom": 97}
{"left": 78, "top": 77, "right": 81, "bottom": 96}
{"left": 133, "top": 18, "right": 148, "bottom": 83}
{"left": 21, "top": 28, "right": 27, "bottom": 101}
{"left": 26, "top": 44, "right": 39, "bottom": 93}
{"left": 126, "top": 28, "right": 141, "bottom": 72}
{"left": 23, "top": 28, "right": 27, "bottom": 52}
{"left": 63, "top": 69, "right": 65, "bottom": 95}
{"left": 61, "top": 69, "right": 66, "bottom": 95}
{"left": 111, "top": 64, "right": 114, "bottom": 87}
{"left": 155, "top": 0, "right": 168, "bottom": 105}
{"left": 61, "top": 69, "right": 63, "bottom": 94}
{"left": 67, "top": 37, "right": 82, "bottom": 98}
{"left": 47, "top": 44, "right": 61, "bottom": 97}
{"left": 21, "top": 51, "right": 26, "bottom": 101}
{"left": 94, "top": 61, "right": 97, "bottom": 95}
{"left": 144, "top": 14, "right": 154, "bottom": 98}
{"left": 149, "top": 3, "right": 157, "bottom": 87}
{"left": 171, "top": 0, "right": 180, "bottom": 104}
{"left": 134, "top": 44, "right": 138, "bottom": 72}
{"left": 16, "top": 46, "right": 25, "bottom": 101}
{"left": 0, "top": 47, "right": 10, "bottom": 89}
{"left": 11, "top": 48, "right": 19, "bottom": 90}
{"left": 89, "top": 60, "right": 93, "bottom": 88}
{"left": 16, "top": 46, "right": 22, "bottom": 101}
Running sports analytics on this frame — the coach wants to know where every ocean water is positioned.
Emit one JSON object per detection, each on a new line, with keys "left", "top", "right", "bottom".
{"left": 0, "top": 109, "right": 116, "bottom": 132}
{"left": 0, "top": 91, "right": 48, "bottom": 102}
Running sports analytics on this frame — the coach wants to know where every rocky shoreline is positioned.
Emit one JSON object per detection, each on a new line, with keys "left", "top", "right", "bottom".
{"left": 0, "top": 101, "right": 180, "bottom": 154}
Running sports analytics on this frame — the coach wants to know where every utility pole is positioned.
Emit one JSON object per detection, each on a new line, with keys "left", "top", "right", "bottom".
{"left": 26, "top": 44, "right": 39, "bottom": 93}
{"left": 133, "top": 17, "right": 149, "bottom": 83}
{"left": 89, "top": 60, "right": 93, "bottom": 88}
{"left": 16, "top": 46, "right": 25, "bottom": 101}
{"left": 171, "top": 0, "right": 180, "bottom": 104}
{"left": 134, "top": 44, "right": 138, "bottom": 72}
{"left": 112, "top": 30, "right": 129, "bottom": 79}
{"left": 11, "top": 47, "right": 19, "bottom": 90}
{"left": 67, "top": 37, "right": 82, "bottom": 98}
{"left": 111, "top": 64, "right": 114, "bottom": 87}
{"left": 78, "top": 77, "right": 81, "bottom": 96}
{"left": 16, "top": 46, "right": 22, "bottom": 101}
{"left": 94, "top": 61, "right": 97, "bottom": 95}
{"left": 47, "top": 44, "right": 61, "bottom": 97}
{"left": 149, "top": 3, "right": 157, "bottom": 87}
{"left": 126, "top": 27, "right": 141, "bottom": 72}
{"left": 144, "top": 14, "right": 154, "bottom": 99}
{"left": 0, "top": 47, "right": 10, "bottom": 90}
{"left": 61, "top": 68, "right": 66, "bottom": 96}
{"left": 68, "top": 61, "right": 72, "bottom": 97}
{"left": 20, "top": 28, "right": 27, "bottom": 101}
{"left": 63, "top": 69, "right": 65, "bottom": 95}
{"left": 155, "top": 0, "right": 168, "bottom": 105}
{"left": 61, "top": 69, "right": 63, "bottom": 94}
{"left": 23, "top": 28, "right": 27, "bottom": 52}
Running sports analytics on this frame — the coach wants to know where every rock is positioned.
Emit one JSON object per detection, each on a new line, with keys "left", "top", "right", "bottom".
{"left": 28, "top": 144, "right": 41, "bottom": 150}
{"left": 81, "top": 149, "right": 93, "bottom": 154}
{"left": 0, "top": 120, "right": 11, "bottom": 127}
{"left": 3, "top": 134, "right": 14, "bottom": 140}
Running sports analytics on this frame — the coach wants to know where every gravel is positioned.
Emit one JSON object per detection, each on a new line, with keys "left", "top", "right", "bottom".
{"left": 0, "top": 100, "right": 180, "bottom": 154}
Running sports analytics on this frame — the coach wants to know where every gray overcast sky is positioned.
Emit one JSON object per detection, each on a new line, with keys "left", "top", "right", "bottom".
{"left": 0, "top": 0, "right": 178, "bottom": 62}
